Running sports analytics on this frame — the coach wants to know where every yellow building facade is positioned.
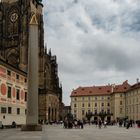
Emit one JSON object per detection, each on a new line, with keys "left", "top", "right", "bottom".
{"left": 125, "top": 83, "right": 140, "bottom": 121}
{"left": 71, "top": 81, "right": 140, "bottom": 122}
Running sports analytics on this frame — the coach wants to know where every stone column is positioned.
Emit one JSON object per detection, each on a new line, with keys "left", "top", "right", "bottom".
{"left": 21, "top": 14, "right": 42, "bottom": 131}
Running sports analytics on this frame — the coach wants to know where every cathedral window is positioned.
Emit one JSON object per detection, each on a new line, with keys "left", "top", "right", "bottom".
{"left": 8, "top": 8, "right": 19, "bottom": 36}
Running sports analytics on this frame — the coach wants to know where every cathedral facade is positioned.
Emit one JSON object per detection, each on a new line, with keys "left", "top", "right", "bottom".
{"left": 0, "top": 0, "right": 63, "bottom": 125}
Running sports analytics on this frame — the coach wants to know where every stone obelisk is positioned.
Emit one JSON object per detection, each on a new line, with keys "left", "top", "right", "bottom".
{"left": 21, "top": 14, "right": 42, "bottom": 131}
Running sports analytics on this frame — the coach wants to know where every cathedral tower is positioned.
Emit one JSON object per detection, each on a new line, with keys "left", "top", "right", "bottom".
{"left": 0, "top": 0, "right": 44, "bottom": 72}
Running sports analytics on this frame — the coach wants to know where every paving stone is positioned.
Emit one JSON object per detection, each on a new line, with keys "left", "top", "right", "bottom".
{"left": 0, "top": 125, "right": 140, "bottom": 140}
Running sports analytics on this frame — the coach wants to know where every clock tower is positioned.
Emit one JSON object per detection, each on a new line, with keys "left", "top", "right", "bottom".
{"left": 0, "top": 0, "right": 44, "bottom": 72}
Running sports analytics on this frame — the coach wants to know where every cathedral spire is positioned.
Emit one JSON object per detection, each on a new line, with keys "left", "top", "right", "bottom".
{"left": 49, "top": 48, "right": 52, "bottom": 56}
{"left": 45, "top": 43, "right": 47, "bottom": 54}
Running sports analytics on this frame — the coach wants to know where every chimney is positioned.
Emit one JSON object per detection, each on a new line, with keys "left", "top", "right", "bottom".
{"left": 136, "top": 78, "right": 139, "bottom": 83}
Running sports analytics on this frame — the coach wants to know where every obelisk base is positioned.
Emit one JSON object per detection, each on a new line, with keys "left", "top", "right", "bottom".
{"left": 21, "top": 124, "right": 42, "bottom": 131}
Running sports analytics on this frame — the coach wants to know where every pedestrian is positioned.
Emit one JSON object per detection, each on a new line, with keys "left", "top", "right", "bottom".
{"left": 104, "top": 120, "right": 107, "bottom": 128}
{"left": 126, "top": 121, "right": 130, "bottom": 129}
{"left": 98, "top": 120, "right": 102, "bottom": 129}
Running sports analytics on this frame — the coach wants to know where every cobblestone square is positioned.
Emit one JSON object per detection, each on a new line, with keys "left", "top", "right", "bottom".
{"left": 0, "top": 125, "right": 140, "bottom": 140}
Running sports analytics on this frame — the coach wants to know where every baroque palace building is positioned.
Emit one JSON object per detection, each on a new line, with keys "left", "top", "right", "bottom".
{"left": 71, "top": 80, "right": 140, "bottom": 122}
{"left": 0, "top": 0, "right": 63, "bottom": 125}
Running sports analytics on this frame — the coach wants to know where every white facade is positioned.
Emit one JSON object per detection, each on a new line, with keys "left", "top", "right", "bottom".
{"left": 0, "top": 62, "right": 27, "bottom": 126}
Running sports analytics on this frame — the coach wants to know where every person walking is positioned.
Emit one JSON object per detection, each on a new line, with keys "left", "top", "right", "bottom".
{"left": 104, "top": 120, "right": 107, "bottom": 128}
{"left": 98, "top": 120, "right": 102, "bottom": 129}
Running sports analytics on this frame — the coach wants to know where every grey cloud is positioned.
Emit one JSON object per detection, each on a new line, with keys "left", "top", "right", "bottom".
{"left": 81, "top": 45, "right": 136, "bottom": 71}
{"left": 121, "top": 10, "right": 140, "bottom": 32}
{"left": 43, "top": 0, "right": 140, "bottom": 105}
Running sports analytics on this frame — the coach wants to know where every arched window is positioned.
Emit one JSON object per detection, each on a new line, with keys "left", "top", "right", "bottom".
{"left": 7, "top": 7, "right": 19, "bottom": 36}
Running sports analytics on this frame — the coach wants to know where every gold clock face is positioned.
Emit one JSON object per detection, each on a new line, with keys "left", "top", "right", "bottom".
{"left": 10, "top": 12, "right": 18, "bottom": 22}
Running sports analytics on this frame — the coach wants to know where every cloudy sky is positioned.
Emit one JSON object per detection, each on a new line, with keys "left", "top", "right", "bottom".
{"left": 43, "top": 0, "right": 140, "bottom": 105}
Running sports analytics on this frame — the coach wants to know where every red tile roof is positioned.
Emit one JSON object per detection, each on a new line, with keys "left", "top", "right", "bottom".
{"left": 129, "top": 82, "right": 140, "bottom": 91}
{"left": 70, "top": 80, "right": 130, "bottom": 97}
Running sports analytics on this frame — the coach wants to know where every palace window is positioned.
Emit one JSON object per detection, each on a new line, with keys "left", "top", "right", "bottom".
{"left": 107, "top": 103, "right": 110, "bottom": 106}
{"left": 17, "top": 108, "right": 20, "bottom": 115}
{"left": 16, "top": 74, "right": 19, "bottom": 80}
{"left": 120, "top": 101, "right": 122, "bottom": 105}
{"left": 7, "top": 86, "right": 11, "bottom": 98}
{"left": 25, "top": 92, "right": 27, "bottom": 102}
{"left": 74, "top": 104, "right": 76, "bottom": 108}
{"left": 24, "top": 78, "right": 27, "bottom": 83}
{"left": 82, "top": 103, "right": 84, "bottom": 107}
{"left": 126, "top": 108, "right": 128, "bottom": 114}
{"left": 88, "top": 103, "right": 90, "bottom": 107}
{"left": 8, "top": 107, "right": 12, "bottom": 114}
{"left": 82, "top": 110, "right": 85, "bottom": 115}
{"left": 101, "top": 103, "right": 104, "bottom": 107}
{"left": 16, "top": 89, "right": 20, "bottom": 100}
{"left": 1, "top": 107, "right": 7, "bottom": 114}
{"left": 120, "top": 108, "right": 122, "bottom": 114}
{"left": 7, "top": 70, "right": 11, "bottom": 76}
{"left": 94, "top": 109, "right": 97, "bottom": 114}
{"left": 95, "top": 103, "right": 97, "bottom": 107}
{"left": 107, "top": 109, "right": 110, "bottom": 113}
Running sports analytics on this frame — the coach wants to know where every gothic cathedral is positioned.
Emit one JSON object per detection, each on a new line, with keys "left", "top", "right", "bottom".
{"left": 0, "top": 0, "right": 63, "bottom": 124}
